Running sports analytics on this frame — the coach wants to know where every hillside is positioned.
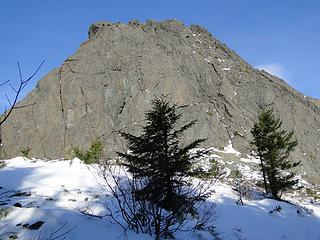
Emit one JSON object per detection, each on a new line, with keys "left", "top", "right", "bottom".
{"left": 1, "top": 20, "right": 320, "bottom": 183}
{"left": 0, "top": 145, "right": 319, "bottom": 240}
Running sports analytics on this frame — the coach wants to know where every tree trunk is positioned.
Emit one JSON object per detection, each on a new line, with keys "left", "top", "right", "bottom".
{"left": 259, "top": 158, "right": 268, "bottom": 194}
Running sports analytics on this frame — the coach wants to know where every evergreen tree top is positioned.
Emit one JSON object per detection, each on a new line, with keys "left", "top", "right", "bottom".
{"left": 118, "top": 96, "right": 207, "bottom": 179}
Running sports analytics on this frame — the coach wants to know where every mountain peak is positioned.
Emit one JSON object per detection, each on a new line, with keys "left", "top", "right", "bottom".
{"left": 1, "top": 19, "right": 320, "bottom": 183}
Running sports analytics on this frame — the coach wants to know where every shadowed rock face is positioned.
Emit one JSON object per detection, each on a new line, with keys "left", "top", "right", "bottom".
{"left": 1, "top": 19, "right": 320, "bottom": 183}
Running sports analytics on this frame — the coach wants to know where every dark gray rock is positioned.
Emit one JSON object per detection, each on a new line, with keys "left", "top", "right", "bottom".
{"left": 13, "top": 202, "right": 22, "bottom": 208}
{"left": 28, "top": 221, "right": 45, "bottom": 230}
{"left": 1, "top": 20, "right": 320, "bottom": 183}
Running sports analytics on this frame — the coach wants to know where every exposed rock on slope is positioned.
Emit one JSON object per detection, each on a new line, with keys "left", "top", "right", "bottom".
{"left": 2, "top": 20, "right": 320, "bottom": 183}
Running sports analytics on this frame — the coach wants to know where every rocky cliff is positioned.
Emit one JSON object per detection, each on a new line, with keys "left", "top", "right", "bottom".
{"left": 1, "top": 20, "right": 320, "bottom": 183}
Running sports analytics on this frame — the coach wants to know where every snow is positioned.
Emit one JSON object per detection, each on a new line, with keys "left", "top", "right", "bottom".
{"left": 208, "top": 142, "right": 241, "bottom": 156}
{"left": 240, "top": 155, "right": 260, "bottom": 164}
{"left": 214, "top": 197, "right": 320, "bottom": 240}
{"left": 237, "top": 163, "right": 261, "bottom": 181}
{"left": 0, "top": 157, "right": 320, "bottom": 240}
{"left": 0, "top": 158, "right": 151, "bottom": 240}
{"left": 224, "top": 143, "right": 241, "bottom": 156}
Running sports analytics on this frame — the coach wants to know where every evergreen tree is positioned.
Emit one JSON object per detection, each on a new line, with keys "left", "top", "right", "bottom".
{"left": 118, "top": 96, "right": 211, "bottom": 238}
{"left": 250, "top": 109, "right": 300, "bottom": 200}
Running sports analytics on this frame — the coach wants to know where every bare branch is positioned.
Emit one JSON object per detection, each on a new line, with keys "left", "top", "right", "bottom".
{"left": 0, "top": 224, "right": 7, "bottom": 231}
{"left": 0, "top": 80, "right": 10, "bottom": 87}
{"left": 48, "top": 223, "right": 67, "bottom": 237}
{"left": 13, "top": 102, "right": 36, "bottom": 109}
{"left": 5, "top": 94, "right": 12, "bottom": 107}
{"left": 48, "top": 223, "right": 77, "bottom": 240}
{"left": 78, "top": 206, "right": 108, "bottom": 219}
{"left": 0, "top": 60, "right": 45, "bottom": 127}
{"left": 9, "top": 83, "right": 18, "bottom": 93}
{"left": 17, "top": 62, "right": 23, "bottom": 83}
{"left": 23, "top": 60, "right": 45, "bottom": 84}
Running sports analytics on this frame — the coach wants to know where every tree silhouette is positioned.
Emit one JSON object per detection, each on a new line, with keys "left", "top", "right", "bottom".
{"left": 110, "top": 96, "right": 215, "bottom": 239}
{"left": 251, "top": 109, "right": 300, "bottom": 199}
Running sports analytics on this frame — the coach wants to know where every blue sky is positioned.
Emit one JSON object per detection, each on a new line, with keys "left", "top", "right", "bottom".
{"left": 1, "top": 0, "right": 319, "bottom": 114}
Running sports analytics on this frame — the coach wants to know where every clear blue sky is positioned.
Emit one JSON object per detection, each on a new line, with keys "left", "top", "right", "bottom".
{"left": 1, "top": 0, "right": 319, "bottom": 114}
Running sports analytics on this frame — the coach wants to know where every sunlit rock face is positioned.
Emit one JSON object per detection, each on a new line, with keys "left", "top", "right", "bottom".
{"left": 2, "top": 19, "right": 320, "bottom": 183}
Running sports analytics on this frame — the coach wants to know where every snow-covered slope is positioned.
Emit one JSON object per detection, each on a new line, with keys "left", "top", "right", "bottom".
{"left": 0, "top": 149, "right": 319, "bottom": 240}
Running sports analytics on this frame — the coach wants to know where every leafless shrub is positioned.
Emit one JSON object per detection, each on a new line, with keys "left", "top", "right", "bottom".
{"left": 233, "top": 170, "right": 251, "bottom": 206}
{"left": 98, "top": 161, "right": 217, "bottom": 239}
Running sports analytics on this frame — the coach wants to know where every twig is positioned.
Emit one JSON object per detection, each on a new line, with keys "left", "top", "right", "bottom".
{"left": 0, "top": 80, "right": 9, "bottom": 87}
{"left": 48, "top": 223, "right": 77, "bottom": 240}
{"left": 78, "top": 208, "right": 108, "bottom": 219}
{"left": 0, "top": 60, "right": 45, "bottom": 126}
{"left": 0, "top": 224, "right": 7, "bottom": 231}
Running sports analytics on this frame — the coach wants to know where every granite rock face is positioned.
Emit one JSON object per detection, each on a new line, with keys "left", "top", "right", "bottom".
{"left": 2, "top": 20, "right": 320, "bottom": 183}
